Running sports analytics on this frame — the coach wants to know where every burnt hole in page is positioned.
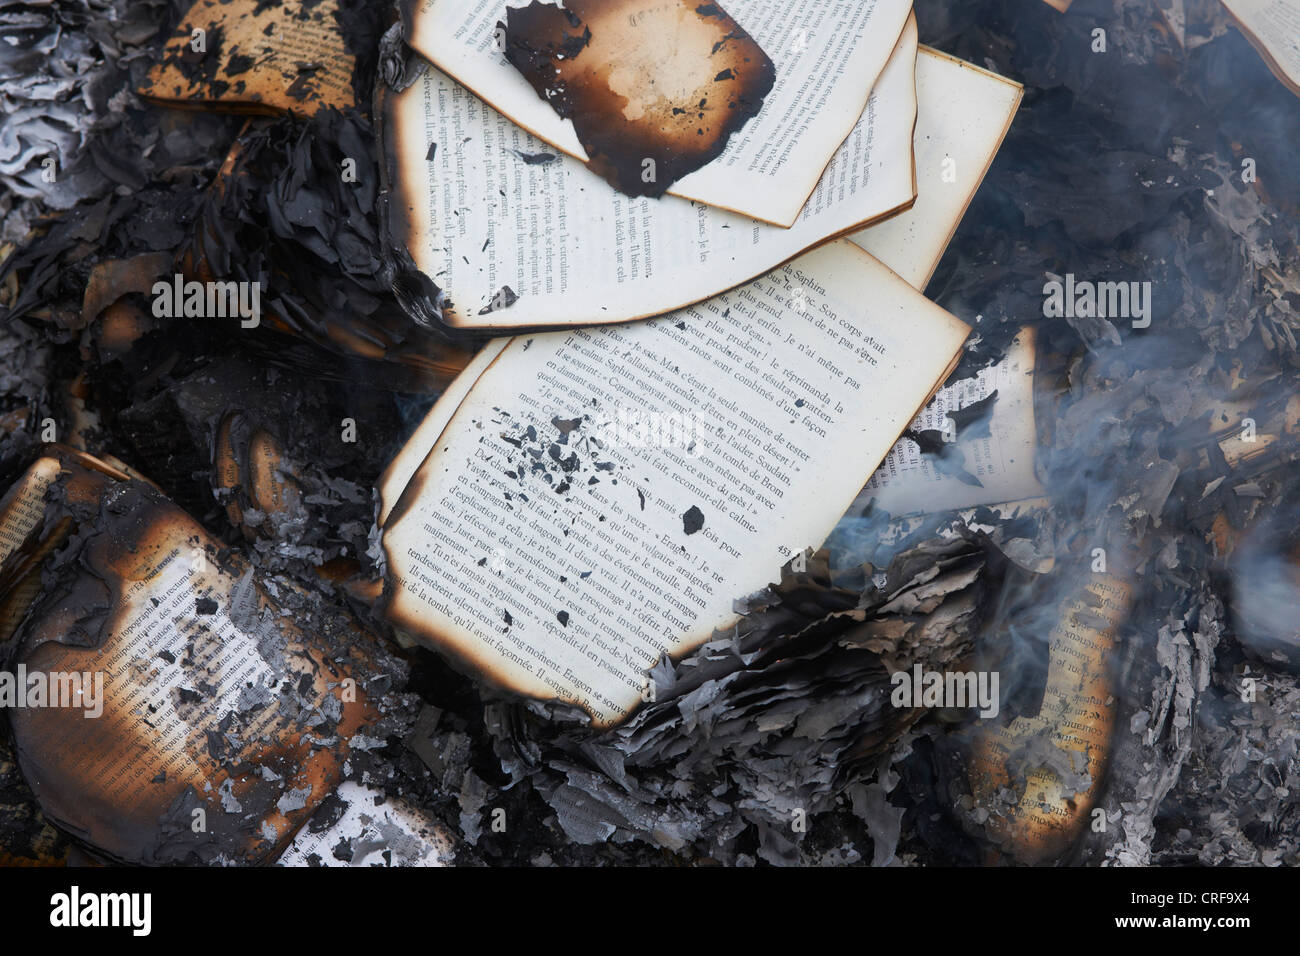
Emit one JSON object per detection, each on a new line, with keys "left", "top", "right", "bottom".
{"left": 502, "top": 0, "right": 775, "bottom": 198}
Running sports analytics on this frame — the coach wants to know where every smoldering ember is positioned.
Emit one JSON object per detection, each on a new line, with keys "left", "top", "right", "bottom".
{"left": 0, "top": 0, "right": 1297, "bottom": 887}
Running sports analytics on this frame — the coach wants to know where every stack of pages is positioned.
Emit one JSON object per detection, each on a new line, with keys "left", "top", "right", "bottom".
{"left": 377, "top": 0, "right": 1024, "bottom": 727}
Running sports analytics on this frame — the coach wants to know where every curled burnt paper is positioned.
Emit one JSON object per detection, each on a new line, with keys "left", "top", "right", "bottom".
{"left": 502, "top": 0, "right": 776, "bottom": 198}
{"left": 0, "top": 447, "right": 378, "bottom": 865}
{"left": 182, "top": 112, "right": 476, "bottom": 391}
{"left": 478, "top": 537, "right": 991, "bottom": 862}
{"left": 956, "top": 558, "right": 1133, "bottom": 864}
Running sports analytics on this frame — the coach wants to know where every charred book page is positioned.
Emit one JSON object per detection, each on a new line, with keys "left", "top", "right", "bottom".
{"left": 501, "top": 0, "right": 775, "bottom": 200}
{"left": 400, "top": 0, "right": 916, "bottom": 226}
{"left": 850, "top": 47, "right": 1023, "bottom": 291}
{"left": 858, "top": 327, "right": 1046, "bottom": 518}
{"left": 960, "top": 567, "right": 1134, "bottom": 864}
{"left": 1221, "top": 0, "right": 1300, "bottom": 98}
{"left": 501, "top": 0, "right": 769, "bottom": 199}
{"left": 377, "top": 241, "right": 969, "bottom": 728}
{"left": 139, "top": 0, "right": 356, "bottom": 115}
{"left": 275, "top": 781, "right": 457, "bottom": 866}
{"left": 380, "top": 15, "right": 918, "bottom": 330}
{"left": 0, "top": 447, "right": 376, "bottom": 865}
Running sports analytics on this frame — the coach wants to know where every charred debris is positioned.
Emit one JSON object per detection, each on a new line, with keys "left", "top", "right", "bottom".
{"left": 0, "top": 0, "right": 1298, "bottom": 867}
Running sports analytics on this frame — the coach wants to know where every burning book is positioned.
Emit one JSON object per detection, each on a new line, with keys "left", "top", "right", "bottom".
{"left": 376, "top": 242, "right": 969, "bottom": 727}
{"left": 0, "top": 446, "right": 380, "bottom": 864}
{"left": 379, "top": 15, "right": 1024, "bottom": 332}
{"left": 10, "top": 0, "right": 1294, "bottom": 880}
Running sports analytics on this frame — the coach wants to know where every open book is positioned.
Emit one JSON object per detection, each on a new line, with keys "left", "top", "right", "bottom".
{"left": 377, "top": 242, "right": 969, "bottom": 727}
{"left": 139, "top": 0, "right": 356, "bottom": 114}
{"left": 400, "top": 0, "right": 916, "bottom": 225}
{"left": 1221, "top": 0, "right": 1300, "bottom": 97}
{"left": 380, "top": 14, "right": 921, "bottom": 330}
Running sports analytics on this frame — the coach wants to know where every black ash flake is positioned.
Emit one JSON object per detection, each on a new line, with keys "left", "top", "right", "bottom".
{"left": 504, "top": 148, "right": 560, "bottom": 166}
{"left": 681, "top": 504, "right": 705, "bottom": 535}
{"left": 489, "top": 411, "right": 625, "bottom": 503}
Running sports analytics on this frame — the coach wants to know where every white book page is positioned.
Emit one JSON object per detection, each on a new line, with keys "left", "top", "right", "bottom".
{"left": 850, "top": 47, "right": 1023, "bottom": 290}
{"left": 277, "top": 781, "right": 456, "bottom": 866}
{"left": 379, "top": 241, "right": 968, "bottom": 727}
{"left": 1222, "top": 0, "right": 1300, "bottom": 95}
{"left": 401, "top": 0, "right": 916, "bottom": 225}
{"left": 378, "top": 339, "right": 512, "bottom": 526}
{"left": 383, "top": 15, "right": 918, "bottom": 330}
{"left": 858, "top": 327, "right": 1044, "bottom": 518}
{"left": 379, "top": 47, "right": 1023, "bottom": 539}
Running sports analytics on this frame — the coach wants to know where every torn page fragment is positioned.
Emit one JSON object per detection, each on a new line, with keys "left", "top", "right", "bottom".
{"left": 139, "top": 0, "right": 357, "bottom": 115}
{"left": 859, "top": 328, "right": 1045, "bottom": 518}
{"left": 0, "top": 447, "right": 376, "bottom": 865}
{"left": 276, "top": 781, "right": 456, "bottom": 866}
{"left": 502, "top": 0, "right": 775, "bottom": 197}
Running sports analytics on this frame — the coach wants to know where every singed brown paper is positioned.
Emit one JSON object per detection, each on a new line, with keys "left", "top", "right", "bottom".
{"left": 501, "top": 0, "right": 775, "bottom": 198}
{"left": 0, "top": 448, "right": 374, "bottom": 864}
{"left": 140, "top": 0, "right": 356, "bottom": 115}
